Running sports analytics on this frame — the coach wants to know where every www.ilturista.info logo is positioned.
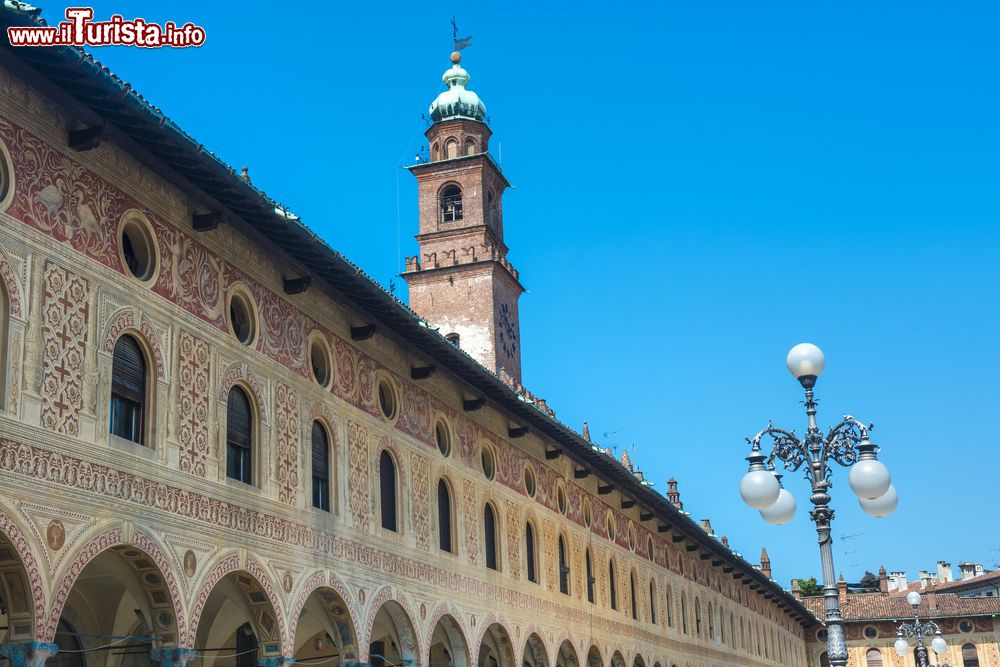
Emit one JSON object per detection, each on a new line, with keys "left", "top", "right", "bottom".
{"left": 7, "top": 7, "right": 206, "bottom": 47}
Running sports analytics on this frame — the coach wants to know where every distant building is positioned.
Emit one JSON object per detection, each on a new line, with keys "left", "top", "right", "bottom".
{"left": 885, "top": 560, "right": 1000, "bottom": 599}
{"left": 799, "top": 575, "right": 999, "bottom": 667}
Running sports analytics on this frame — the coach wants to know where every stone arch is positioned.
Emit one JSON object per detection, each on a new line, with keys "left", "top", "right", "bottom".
{"left": 0, "top": 506, "right": 45, "bottom": 641}
{"left": 475, "top": 614, "right": 515, "bottom": 667}
{"left": 0, "top": 245, "right": 24, "bottom": 319}
{"left": 102, "top": 308, "right": 166, "bottom": 381}
{"left": 586, "top": 645, "right": 604, "bottom": 667}
{"left": 188, "top": 552, "right": 289, "bottom": 656}
{"left": 425, "top": 606, "right": 470, "bottom": 667}
{"left": 363, "top": 587, "right": 421, "bottom": 666}
{"left": 218, "top": 361, "right": 268, "bottom": 424}
{"left": 41, "top": 525, "right": 187, "bottom": 652}
{"left": 555, "top": 638, "right": 579, "bottom": 667}
{"left": 522, "top": 631, "right": 549, "bottom": 667}
{"left": 633, "top": 654, "right": 647, "bottom": 667}
{"left": 611, "top": 650, "right": 627, "bottom": 667}
{"left": 288, "top": 571, "right": 361, "bottom": 664}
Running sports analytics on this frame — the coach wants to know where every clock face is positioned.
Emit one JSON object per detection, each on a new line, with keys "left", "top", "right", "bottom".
{"left": 496, "top": 302, "right": 517, "bottom": 359}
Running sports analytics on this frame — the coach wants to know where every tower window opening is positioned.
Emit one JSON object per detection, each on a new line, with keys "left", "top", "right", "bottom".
{"left": 445, "top": 333, "right": 460, "bottom": 347}
{"left": 441, "top": 185, "right": 463, "bottom": 222}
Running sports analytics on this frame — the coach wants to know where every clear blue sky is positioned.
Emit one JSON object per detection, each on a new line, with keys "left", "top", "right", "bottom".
{"left": 65, "top": 1, "right": 999, "bottom": 588}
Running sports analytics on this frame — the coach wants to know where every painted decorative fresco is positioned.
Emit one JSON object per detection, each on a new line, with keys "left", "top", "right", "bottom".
{"left": 275, "top": 383, "right": 300, "bottom": 505}
{"left": 177, "top": 330, "right": 210, "bottom": 476}
{"left": 40, "top": 260, "right": 89, "bottom": 436}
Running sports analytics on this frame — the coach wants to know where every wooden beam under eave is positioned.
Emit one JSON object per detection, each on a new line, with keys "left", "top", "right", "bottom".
{"left": 545, "top": 448, "right": 561, "bottom": 460}
{"left": 686, "top": 544, "right": 697, "bottom": 552}
{"left": 283, "top": 276, "right": 311, "bottom": 294}
{"left": 192, "top": 211, "right": 222, "bottom": 231}
{"left": 672, "top": 534, "right": 685, "bottom": 543}
{"left": 722, "top": 566, "right": 734, "bottom": 573}
{"left": 597, "top": 484, "right": 614, "bottom": 495}
{"left": 574, "top": 468, "right": 590, "bottom": 479}
{"left": 463, "top": 397, "right": 485, "bottom": 412}
{"left": 699, "top": 552, "right": 710, "bottom": 560}
{"left": 350, "top": 324, "right": 376, "bottom": 341}
{"left": 711, "top": 558, "right": 722, "bottom": 567}
{"left": 68, "top": 125, "right": 103, "bottom": 151}
{"left": 620, "top": 499, "right": 636, "bottom": 510}
{"left": 411, "top": 366, "right": 436, "bottom": 380}
{"left": 657, "top": 525, "right": 670, "bottom": 533}
{"left": 639, "top": 511, "right": 653, "bottom": 522}
{"left": 508, "top": 426, "right": 528, "bottom": 438}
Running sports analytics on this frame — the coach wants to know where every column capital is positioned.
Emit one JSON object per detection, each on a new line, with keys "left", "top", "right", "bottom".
{"left": 151, "top": 646, "right": 196, "bottom": 666}
{"left": 0, "top": 641, "right": 59, "bottom": 667}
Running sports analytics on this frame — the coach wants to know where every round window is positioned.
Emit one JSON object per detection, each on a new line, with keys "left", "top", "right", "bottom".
{"left": 377, "top": 378, "right": 397, "bottom": 420}
{"left": 120, "top": 217, "right": 156, "bottom": 281}
{"left": 959, "top": 620, "right": 974, "bottom": 633}
{"left": 863, "top": 626, "right": 878, "bottom": 639}
{"left": 523, "top": 465, "right": 536, "bottom": 497}
{"left": 309, "top": 336, "right": 331, "bottom": 387}
{"left": 816, "top": 629, "right": 828, "bottom": 642}
{"left": 556, "top": 484, "right": 567, "bottom": 515}
{"left": 583, "top": 499, "right": 593, "bottom": 528}
{"left": 228, "top": 290, "right": 257, "bottom": 345}
{"left": 481, "top": 446, "right": 495, "bottom": 480}
{"left": 435, "top": 419, "right": 451, "bottom": 457}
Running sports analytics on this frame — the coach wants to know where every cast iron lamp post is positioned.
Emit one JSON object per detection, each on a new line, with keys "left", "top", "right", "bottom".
{"left": 895, "top": 591, "right": 951, "bottom": 667}
{"left": 739, "top": 343, "right": 898, "bottom": 667}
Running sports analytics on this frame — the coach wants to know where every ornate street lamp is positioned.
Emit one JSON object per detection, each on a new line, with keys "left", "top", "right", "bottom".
{"left": 895, "top": 591, "right": 951, "bottom": 667}
{"left": 739, "top": 343, "right": 898, "bottom": 667}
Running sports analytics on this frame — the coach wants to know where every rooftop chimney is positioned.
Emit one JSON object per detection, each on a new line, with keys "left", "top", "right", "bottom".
{"left": 838, "top": 573, "right": 848, "bottom": 606}
{"left": 889, "top": 571, "right": 907, "bottom": 593}
{"left": 791, "top": 579, "right": 801, "bottom": 599}
{"left": 667, "top": 478, "right": 683, "bottom": 510}
{"left": 582, "top": 421, "right": 591, "bottom": 443}
{"left": 937, "top": 561, "right": 953, "bottom": 583}
{"left": 699, "top": 519, "right": 714, "bottom": 536}
{"left": 760, "top": 548, "right": 772, "bottom": 579}
{"left": 878, "top": 566, "right": 888, "bottom": 594}
{"left": 958, "top": 562, "right": 981, "bottom": 581}
{"left": 919, "top": 570, "right": 932, "bottom": 589}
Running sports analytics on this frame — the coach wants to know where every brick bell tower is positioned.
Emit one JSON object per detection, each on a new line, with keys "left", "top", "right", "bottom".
{"left": 404, "top": 51, "right": 524, "bottom": 383}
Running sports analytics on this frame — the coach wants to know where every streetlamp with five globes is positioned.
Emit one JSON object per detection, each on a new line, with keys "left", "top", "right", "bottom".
{"left": 895, "top": 591, "right": 951, "bottom": 667}
{"left": 739, "top": 344, "right": 898, "bottom": 667}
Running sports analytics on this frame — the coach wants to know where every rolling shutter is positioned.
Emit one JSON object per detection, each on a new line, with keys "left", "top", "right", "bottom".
{"left": 226, "top": 387, "right": 253, "bottom": 483}
{"left": 312, "top": 422, "right": 330, "bottom": 510}
{"left": 484, "top": 505, "right": 497, "bottom": 570}
{"left": 437, "top": 480, "right": 452, "bottom": 552}
{"left": 112, "top": 335, "right": 146, "bottom": 402}
{"left": 380, "top": 451, "right": 397, "bottom": 531}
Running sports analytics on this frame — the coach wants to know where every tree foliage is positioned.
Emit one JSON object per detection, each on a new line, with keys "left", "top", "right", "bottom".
{"left": 859, "top": 571, "right": 879, "bottom": 591}
{"left": 794, "top": 577, "right": 821, "bottom": 596}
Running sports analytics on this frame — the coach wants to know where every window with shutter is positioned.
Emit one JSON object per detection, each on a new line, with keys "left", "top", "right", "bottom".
{"left": 110, "top": 335, "right": 147, "bottom": 444}
{"left": 865, "top": 649, "right": 883, "bottom": 667}
{"left": 609, "top": 561, "right": 617, "bottom": 610}
{"left": 525, "top": 523, "right": 537, "bottom": 583}
{"left": 226, "top": 386, "right": 253, "bottom": 484}
{"left": 585, "top": 549, "right": 594, "bottom": 603}
{"left": 962, "top": 644, "right": 980, "bottom": 667}
{"left": 630, "top": 572, "right": 638, "bottom": 620}
{"left": 649, "top": 582, "right": 657, "bottom": 624}
{"left": 484, "top": 504, "right": 497, "bottom": 570}
{"left": 558, "top": 536, "right": 569, "bottom": 595}
{"left": 437, "top": 479, "right": 452, "bottom": 552}
{"left": 312, "top": 421, "right": 330, "bottom": 511}
{"left": 380, "top": 450, "right": 397, "bottom": 531}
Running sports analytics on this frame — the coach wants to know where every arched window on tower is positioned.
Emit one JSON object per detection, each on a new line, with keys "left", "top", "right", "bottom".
{"left": 464, "top": 137, "right": 477, "bottom": 155}
{"left": 487, "top": 189, "right": 498, "bottom": 228}
{"left": 110, "top": 334, "right": 148, "bottom": 445}
{"left": 440, "top": 184, "right": 463, "bottom": 222}
{"left": 437, "top": 479, "right": 452, "bottom": 552}
{"left": 865, "top": 648, "right": 883, "bottom": 667}
{"left": 962, "top": 644, "right": 980, "bottom": 667}
{"left": 585, "top": 549, "right": 595, "bottom": 603}
{"left": 445, "top": 333, "right": 460, "bottom": 348}
{"left": 558, "top": 535, "right": 570, "bottom": 595}
{"left": 311, "top": 421, "right": 330, "bottom": 511}
{"left": 608, "top": 560, "right": 618, "bottom": 610}
{"left": 484, "top": 503, "right": 498, "bottom": 570}
{"left": 445, "top": 138, "right": 458, "bottom": 159}
{"left": 379, "top": 450, "right": 397, "bottom": 531}
{"left": 525, "top": 522, "right": 537, "bottom": 583}
{"left": 226, "top": 386, "right": 253, "bottom": 484}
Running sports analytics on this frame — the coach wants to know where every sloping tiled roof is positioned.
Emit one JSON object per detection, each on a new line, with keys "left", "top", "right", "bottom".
{"left": 0, "top": 3, "right": 815, "bottom": 626}
{"left": 892, "top": 569, "right": 1000, "bottom": 596}
{"left": 800, "top": 593, "right": 1000, "bottom": 622}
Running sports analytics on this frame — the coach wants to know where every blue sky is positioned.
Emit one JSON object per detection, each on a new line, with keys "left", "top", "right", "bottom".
{"left": 63, "top": 1, "right": 999, "bottom": 588}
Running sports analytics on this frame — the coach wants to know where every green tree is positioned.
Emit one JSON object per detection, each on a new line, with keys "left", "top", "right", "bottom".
{"left": 859, "top": 571, "right": 879, "bottom": 591}
{"left": 794, "top": 577, "right": 821, "bottom": 596}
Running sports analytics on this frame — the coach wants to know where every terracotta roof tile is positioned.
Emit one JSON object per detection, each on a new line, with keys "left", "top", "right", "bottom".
{"left": 800, "top": 592, "right": 1000, "bottom": 622}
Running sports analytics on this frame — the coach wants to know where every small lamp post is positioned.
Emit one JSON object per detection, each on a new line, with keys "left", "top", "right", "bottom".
{"left": 895, "top": 591, "right": 951, "bottom": 667}
{"left": 739, "top": 344, "right": 898, "bottom": 667}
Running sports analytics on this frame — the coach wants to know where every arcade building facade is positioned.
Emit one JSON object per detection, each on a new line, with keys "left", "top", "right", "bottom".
{"left": 0, "top": 5, "right": 816, "bottom": 666}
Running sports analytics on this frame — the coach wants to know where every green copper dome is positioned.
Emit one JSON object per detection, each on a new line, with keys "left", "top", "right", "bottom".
{"left": 429, "top": 52, "right": 487, "bottom": 123}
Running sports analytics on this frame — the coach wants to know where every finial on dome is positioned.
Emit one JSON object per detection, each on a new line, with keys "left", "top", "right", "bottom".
{"left": 450, "top": 51, "right": 462, "bottom": 64}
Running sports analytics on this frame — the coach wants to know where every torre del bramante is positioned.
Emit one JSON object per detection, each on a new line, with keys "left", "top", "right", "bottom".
{"left": 0, "top": 5, "right": 996, "bottom": 667}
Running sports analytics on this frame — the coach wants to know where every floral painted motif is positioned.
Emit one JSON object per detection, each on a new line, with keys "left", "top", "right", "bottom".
{"left": 178, "top": 330, "right": 210, "bottom": 476}
{"left": 275, "top": 383, "right": 299, "bottom": 504}
{"left": 40, "top": 261, "right": 89, "bottom": 436}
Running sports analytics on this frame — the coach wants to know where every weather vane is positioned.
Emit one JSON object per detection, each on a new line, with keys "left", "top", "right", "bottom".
{"left": 451, "top": 15, "right": 472, "bottom": 52}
